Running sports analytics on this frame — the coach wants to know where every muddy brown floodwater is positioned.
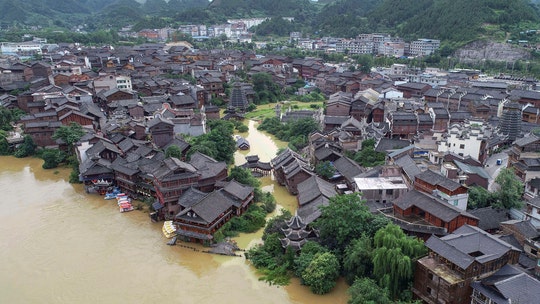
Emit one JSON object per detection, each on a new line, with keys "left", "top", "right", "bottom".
{"left": 0, "top": 120, "right": 348, "bottom": 304}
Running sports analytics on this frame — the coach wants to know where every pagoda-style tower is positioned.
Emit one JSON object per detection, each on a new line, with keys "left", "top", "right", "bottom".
{"left": 229, "top": 82, "right": 249, "bottom": 112}
{"left": 280, "top": 213, "right": 316, "bottom": 252}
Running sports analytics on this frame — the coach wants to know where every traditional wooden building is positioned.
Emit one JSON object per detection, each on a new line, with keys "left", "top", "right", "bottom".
{"left": 396, "top": 82, "right": 431, "bottom": 98}
{"left": 272, "top": 148, "right": 311, "bottom": 192}
{"left": 414, "top": 169, "right": 469, "bottom": 210}
{"left": 148, "top": 116, "right": 174, "bottom": 148}
{"left": 392, "top": 190, "right": 478, "bottom": 237}
{"left": 239, "top": 155, "right": 272, "bottom": 176}
{"left": 413, "top": 225, "right": 521, "bottom": 304}
{"left": 189, "top": 152, "right": 228, "bottom": 192}
{"left": 390, "top": 112, "right": 418, "bottom": 139}
{"left": 507, "top": 133, "right": 540, "bottom": 182}
{"left": 152, "top": 157, "right": 200, "bottom": 219}
{"left": 173, "top": 180, "right": 254, "bottom": 243}
{"left": 296, "top": 175, "right": 338, "bottom": 225}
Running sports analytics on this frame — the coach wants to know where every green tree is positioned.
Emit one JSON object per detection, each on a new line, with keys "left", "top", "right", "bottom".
{"left": 52, "top": 122, "right": 86, "bottom": 154}
{"left": 0, "top": 136, "right": 10, "bottom": 155}
{"left": 353, "top": 139, "right": 385, "bottom": 167}
{"left": 189, "top": 120, "right": 236, "bottom": 164}
{"left": 348, "top": 277, "right": 392, "bottom": 304}
{"left": 468, "top": 186, "right": 496, "bottom": 209}
{"left": 228, "top": 166, "right": 261, "bottom": 188}
{"left": 343, "top": 234, "right": 373, "bottom": 285}
{"left": 165, "top": 145, "right": 183, "bottom": 159}
{"left": 493, "top": 168, "right": 524, "bottom": 209}
{"left": 315, "top": 161, "right": 335, "bottom": 179}
{"left": 251, "top": 72, "right": 283, "bottom": 104}
{"left": 372, "top": 224, "right": 427, "bottom": 300}
{"left": 313, "top": 193, "right": 377, "bottom": 253}
{"left": 0, "top": 108, "right": 24, "bottom": 131}
{"left": 14, "top": 135, "right": 36, "bottom": 158}
{"left": 294, "top": 241, "right": 328, "bottom": 278}
{"left": 41, "top": 149, "right": 66, "bottom": 169}
{"left": 301, "top": 252, "right": 340, "bottom": 295}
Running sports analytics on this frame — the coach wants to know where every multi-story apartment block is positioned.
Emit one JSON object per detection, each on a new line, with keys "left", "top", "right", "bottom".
{"left": 335, "top": 39, "right": 374, "bottom": 54}
{"left": 409, "top": 38, "right": 441, "bottom": 57}
{"left": 378, "top": 41, "right": 405, "bottom": 57}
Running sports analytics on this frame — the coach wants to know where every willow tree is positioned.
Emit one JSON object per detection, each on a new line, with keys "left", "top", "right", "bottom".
{"left": 372, "top": 224, "right": 427, "bottom": 300}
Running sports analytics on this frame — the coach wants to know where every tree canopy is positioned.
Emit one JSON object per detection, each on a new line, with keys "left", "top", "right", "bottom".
{"left": 301, "top": 252, "right": 340, "bottom": 294}
{"left": 493, "top": 168, "right": 524, "bottom": 209}
{"left": 313, "top": 193, "right": 389, "bottom": 253}
{"left": 348, "top": 277, "right": 392, "bottom": 304}
{"left": 188, "top": 120, "right": 236, "bottom": 164}
{"left": 165, "top": 145, "right": 183, "bottom": 159}
{"left": 467, "top": 168, "right": 524, "bottom": 210}
{"left": 372, "top": 224, "right": 427, "bottom": 299}
{"left": 52, "top": 122, "right": 86, "bottom": 154}
{"left": 258, "top": 117, "right": 319, "bottom": 151}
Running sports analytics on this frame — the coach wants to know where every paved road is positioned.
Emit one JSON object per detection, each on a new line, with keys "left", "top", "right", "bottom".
{"left": 485, "top": 149, "right": 509, "bottom": 191}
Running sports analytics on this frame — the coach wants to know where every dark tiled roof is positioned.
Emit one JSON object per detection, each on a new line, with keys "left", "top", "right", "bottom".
{"left": 375, "top": 138, "right": 410, "bottom": 153}
{"left": 175, "top": 190, "right": 233, "bottom": 224}
{"left": 394, "top": 190, "right": 476, "bottom": 222}
{"left": 454, "top": 160, "right": 490, "bottom": 179}
{"left": 468, "top": 207, "right": 509, "bottom": 231}
{"left": 223, "top": 179, "right": 254, "bottom": 201}
{"left": 151, "top": 157, "right": 197, "bottom": 181}
{"left": 471, "top": 264, "right": 540, "bottom": 304}
{"left": 426, "top": 225, "right": 520, "bottom": 270}
{"left": 324, "top": 115, "right": 350, "bottom": 125}
{"left": 415, "top": 169, "right": 462, "bottom": 191}
{"left": 393, "top": 154, "right": 421, "bottom": 180}
{"left": 501, "top": 220, "right": 540, "bottom": 239}
{"left": 177, "top": 187, "right": 208, "bottom": 208}
{"left": 513, "top": 133, "right": 540, "bottom": 147}
{"left": 297, "top": 176, "right": 337, "bottom": 207}
{"left": 333, "top": 156, "right": 363, "bottom": 181}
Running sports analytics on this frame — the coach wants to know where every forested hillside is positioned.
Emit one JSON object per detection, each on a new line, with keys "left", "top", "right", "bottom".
{"left": 1, "top": 0, "right": 539, "bottom": 48}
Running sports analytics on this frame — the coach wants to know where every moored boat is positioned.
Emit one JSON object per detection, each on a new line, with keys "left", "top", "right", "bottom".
{"left": 119, "top": 201, "right": 134, "bottom": 213}
{"left": 162, "top": 221, "right": 177, "bottom": 238}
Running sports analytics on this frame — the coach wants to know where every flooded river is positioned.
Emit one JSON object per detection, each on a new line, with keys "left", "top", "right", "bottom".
{"left": 0, "top": 120, "right": 348, "bottom": 304}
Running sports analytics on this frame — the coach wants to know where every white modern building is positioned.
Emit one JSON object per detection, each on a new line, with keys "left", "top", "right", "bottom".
{"left": 0, "top": 42, "right": 43, "bottom": 58}
{"left": 408, "top": 38, "right": 440, "bottom": 56}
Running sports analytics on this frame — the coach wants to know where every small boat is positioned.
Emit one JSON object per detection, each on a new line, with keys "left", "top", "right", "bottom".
{"left": 104, "top": 187, "right": 121, "bottom": 200}
{"left": 104, "top": 193, "right": 117, "bottom": 200}
{"left": 119, "top": 201, "right": 134, "bottom": 213}
{"left": 162, "top": 221, "right": 177, "bottom": 238}
{"left": 117, "top": 195, "right": 132, "bottom": 205}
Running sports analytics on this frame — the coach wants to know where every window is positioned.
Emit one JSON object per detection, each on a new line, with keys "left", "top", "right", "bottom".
{"left": 428, "top": 273, "right": 434, "bottom": 280}
{"left": 386, "top": 189, "right": 393, "bottom": 195}
{"left": 459, "top": 144, "right": 465, "bottom": 149}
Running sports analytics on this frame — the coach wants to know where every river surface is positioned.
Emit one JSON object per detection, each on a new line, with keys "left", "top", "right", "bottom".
{"left": 0, "top": 120, "right": 348, "bottom": 304}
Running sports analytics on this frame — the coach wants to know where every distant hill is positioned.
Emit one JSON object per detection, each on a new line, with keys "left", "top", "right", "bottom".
{"left": 207, "top": 0, "right": 314, "bottom": 19}
{"left": 0, "top": 0, "right": 209, "bottom": 28}
{"left": 1, "top": 0, "right": 539, "bottom": 49}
